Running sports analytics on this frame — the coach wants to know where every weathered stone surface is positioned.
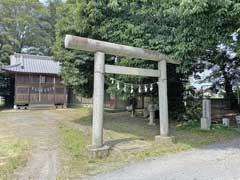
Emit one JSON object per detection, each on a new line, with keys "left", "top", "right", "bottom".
{"left": 87, "top": 145, "right": 110, "bottom": 159}
{"left": 201, "top": 117, "right": 211, "bottom": 131}
{"left": 201, "top": 98, "right": 211, "bottom": 131}
{"left": 222, "top": 118, "right": 230, "bottom": 127}
{"left": 155, "top": 135, "right": 176, "bottom": 144}
{"left": 236, "top": 115, "right": 240, "bottom": 126}
{"left": 92, "top": 52, "right": 105, "bottom": 148}
{"left": 65, "top": 35, "right": 179, "bottom": 64}
{"left": 64, "top": 34, "right": 175, "bottom": 148}
{"left": 149, "top": 111, "right": 155, "bottom": 126}
{"left": 158, "top": 60, "right": 169, "bottom": 136}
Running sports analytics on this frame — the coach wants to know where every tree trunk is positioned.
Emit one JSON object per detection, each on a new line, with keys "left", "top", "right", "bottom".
{"left": 131, "top": 97, "right": 136, "bottom": 117}
{"left": 224, "top": 77, "right": 236, "bottom": 110}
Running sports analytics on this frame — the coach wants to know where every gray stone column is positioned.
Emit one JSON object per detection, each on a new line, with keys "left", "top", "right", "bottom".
{"left": 148, "top": 104, "right": 155, "bottom": 125}
{"left": 157, "top": 60, "right": 169, "bottom": 136}
{"left": 92, "top": 52, "right": 105, "bottom": 148}
{"left": 201, "top": 98, "right": 211, "bottom": 130}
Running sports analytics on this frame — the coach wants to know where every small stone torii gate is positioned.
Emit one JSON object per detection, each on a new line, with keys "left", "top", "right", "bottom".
{"left": 65, "top": 35, "right": 180, "bottom": 156}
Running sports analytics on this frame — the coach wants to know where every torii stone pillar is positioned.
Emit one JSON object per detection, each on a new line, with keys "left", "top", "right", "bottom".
{"left": 155, "top": 60, "right": 174, "bottom": 143}
{"left": 64, "top": 35, "right": 179, "bottom": 156}
{"left": 158, "top": 60, "right": 169, "bottom": 136}
{"left": 92, "top": 52, "right": 105, "bottom": 148}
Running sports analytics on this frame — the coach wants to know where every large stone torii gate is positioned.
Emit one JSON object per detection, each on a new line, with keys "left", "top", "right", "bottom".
{"left": 65, "top": 34, "right": 180, "bottom": 156}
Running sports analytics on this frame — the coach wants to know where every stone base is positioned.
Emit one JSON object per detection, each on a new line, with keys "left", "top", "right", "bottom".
{"left": 155, "top": 135, "right": 176, "bottom": 144}
{"left": 222, "top": 118, "right": 230, "bottom": 128}
{"left": 86, "top": 145, "right": 110, "bottom": 159}
{"left": 148, "top": 122, "right": 156, "bottom": 126}
{"left": 201, "top": 117, "right": 211, "bottom": 131}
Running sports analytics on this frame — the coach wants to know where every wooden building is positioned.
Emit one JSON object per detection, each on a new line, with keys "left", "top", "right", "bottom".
{"left": 1, "top": 53, "right": 67, "bottom": 109}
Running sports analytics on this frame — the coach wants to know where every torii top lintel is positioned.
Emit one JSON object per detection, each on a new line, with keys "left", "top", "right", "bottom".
{"left": 64, "top": 35, "right": 180, "bottom": 64}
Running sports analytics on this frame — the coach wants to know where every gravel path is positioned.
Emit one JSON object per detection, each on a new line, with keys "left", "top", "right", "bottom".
{"left": 1, "top": 110, "right": 240, "bottom": 180}
{"left": 87, "top": 138, "right": 240, "bottom": 180}
{"left": 0, "top": 110, "right": 63, "bottom": 180}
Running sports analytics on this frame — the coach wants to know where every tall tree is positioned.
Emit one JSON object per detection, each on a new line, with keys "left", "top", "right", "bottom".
{"left": 54, "top": 0, "right": 181, "bottom": 96}
{"left": 0, "top": 0, "right": 53, "bottom": 64}
{"left": 53, "top": 0, "right": 184, "bottom": 117}
{"left": 0, "top": 0, "right": 61, "bottom": 106}
{"left": 178, "top": 0, "right": 240, "bottom": 107}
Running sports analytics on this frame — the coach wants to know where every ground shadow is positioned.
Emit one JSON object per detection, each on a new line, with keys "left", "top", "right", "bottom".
{"left": 105, "top": 137, "right": 140, "bottom": 147}
{"left": 71, "top": 111, "right": 160, "bottom": 141}
{"left": 68, "top": 109, "right": 240, "bottom": 151}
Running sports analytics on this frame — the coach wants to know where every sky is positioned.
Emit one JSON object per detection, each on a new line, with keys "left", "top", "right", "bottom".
{"left": 39, "top": 0, "right": 48, "bottom": 4}
{"left": 39, "top": 0, "right": 66, "bottom": 5}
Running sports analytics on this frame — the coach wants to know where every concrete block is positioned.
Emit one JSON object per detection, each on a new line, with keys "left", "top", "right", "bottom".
{"left": 236, "top": 115, "right": 240, "bottom": 127}
{"left": 155, "top": 135, "right": 176, "bottom": 144}
{"left": 87, "top": 145, "right": 110, "bottom": 159}
{"left": 201, "top": 117, "right": 211, "bottom": 131}
{"left": 201, "top": 98, "right": 211, "bottom": 131}
{"left": 222, "top": 118, "right": 230, "bottom": 127}
{"left": 143, "top": 108, "right": 149, "bottom": 118}
{"left": 148, "top": 105, "right": 155, "bottom": 126}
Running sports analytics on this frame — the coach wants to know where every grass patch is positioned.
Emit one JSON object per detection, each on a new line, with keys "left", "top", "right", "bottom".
{"left": 58, "top": 123, "right": 91, "bottom": 179}
{"left": 176, "top": 123, "right": 240, "bottom": 148}
{"left": 58, "top": 123, "right": 89, "bottom": 158}
{"left": 57, "top": 108, "right": 240, "bottom": 179}
{"left": 0, "top": 138, "right": 29, "bottom": 180}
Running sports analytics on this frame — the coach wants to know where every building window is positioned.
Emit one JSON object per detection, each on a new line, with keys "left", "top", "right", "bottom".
{"left": 17, "top": 87, "right": 29, "bottom": 94}
{"left": 40, "top": 76, "right": 45, "bottom": 83}
{"left": 55, "top": 88, "right": 64, "bottom": 94}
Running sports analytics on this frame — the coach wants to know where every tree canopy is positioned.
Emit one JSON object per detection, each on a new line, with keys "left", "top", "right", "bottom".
{"left": 54, "top": 0, "right": 181, "bottom": 97}
{"left": 0, "top": 0, "right": 239, "bottom": 106}
{"left": 0, "top": 0, "right": 62, "bottom": 65}
{"left": 0, "top": 0, "right": 62, "bottom": 104}
{"left": 54, "top": 0, "right": 239, "bottom": 99}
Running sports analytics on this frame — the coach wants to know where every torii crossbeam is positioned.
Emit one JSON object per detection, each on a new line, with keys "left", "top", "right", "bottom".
{"left": 65, "top": 34, "right": 180, "bottom": 157}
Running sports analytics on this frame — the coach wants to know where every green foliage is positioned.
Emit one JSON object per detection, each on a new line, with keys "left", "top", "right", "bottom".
{"left": 0, "top": 0, "right": 62, "bottom": 65}
{"left": 53, "top": 0, "right": 240, "bottom": 116}
{"left": 182, "top": 101, "right": 202, "bottom": 122}
{"left": 56, "top": 108, "right": 240, "bottom": 178}
{"left": 177, "top": 0, "right": 240, "bottom": 73}
{"left": 53, "top": 0, "right": 181, "bottom": 98}
{"left": 0, "top": 73, "right": 14, "bottom": 106}
{"left": 0, "top": 32, "right": 16, "bottom": 65}
{"left": 0, "top": 138, "right": 29, "bottom": 179}
{"left": 0, "top": 0, "right": 62, "bottom": 104}
{"left": 58, "top": 123, "right": 89, "bottom": 158}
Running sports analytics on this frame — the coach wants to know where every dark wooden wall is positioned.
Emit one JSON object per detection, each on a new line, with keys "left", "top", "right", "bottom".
{"left": 15, "top": 73, "right": 67, "bottom": 106}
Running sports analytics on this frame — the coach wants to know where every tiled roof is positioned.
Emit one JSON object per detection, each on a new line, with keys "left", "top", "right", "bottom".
{"left": 1, "top": 53, "right": 61, "bottom": 75}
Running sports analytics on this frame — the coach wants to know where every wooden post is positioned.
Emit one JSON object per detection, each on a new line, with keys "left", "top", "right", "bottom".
{"left": 13, "top": 73, "right": 17, "bottom": 109}
{"left": 39, "top": 75, "right": 41, "bottom": 103}
{"left": 53, "top": 76, "right": 56, "bottom": 106}
{"left": 28, "top": 73, "right": 31, "bottom": 106}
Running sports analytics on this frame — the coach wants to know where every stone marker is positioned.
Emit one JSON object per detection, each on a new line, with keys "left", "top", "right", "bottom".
{"left": 222, "top": 118, "right": 230, "bottom": 127}
{"left": 148, "top": 104, "right": 155, "bottom": 125}
{"left": 236, "top": 115, "right": 240, "bottom": 127}
{"left": 201, "top": 98, "right": 211, "bottom": 130}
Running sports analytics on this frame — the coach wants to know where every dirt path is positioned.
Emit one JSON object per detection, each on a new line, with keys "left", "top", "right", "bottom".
{"left": 0, "top": 110, "right": 64, "bottom": 180}
{"left": 87, "top": 138, "right": 240, "bottom": 180}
